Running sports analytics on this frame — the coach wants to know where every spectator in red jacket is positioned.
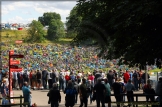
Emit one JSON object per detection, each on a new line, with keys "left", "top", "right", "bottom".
{"left": 124, "top": 70, "right": 130, "bottom": 83}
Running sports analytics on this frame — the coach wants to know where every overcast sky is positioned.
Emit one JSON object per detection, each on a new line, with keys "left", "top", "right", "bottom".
{"left": 1, "top": 1, "right": 77, "bottom": 24}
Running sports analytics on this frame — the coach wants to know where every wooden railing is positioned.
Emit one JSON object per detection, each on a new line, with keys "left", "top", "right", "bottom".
{"left": 0, "top": 95, "right": 29, "bottom": 107}
{"left": 110, "top": 93, "right": 161, "bottom": 107}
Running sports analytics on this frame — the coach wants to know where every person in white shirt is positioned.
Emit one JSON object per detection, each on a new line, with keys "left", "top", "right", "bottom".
{"left": 47, "top": 70, "right": 52, "bottom": 89}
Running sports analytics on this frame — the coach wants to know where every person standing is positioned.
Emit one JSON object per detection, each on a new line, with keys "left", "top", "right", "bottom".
{"left": 31, "top": 71, "right": 37, "bottom": 90}
{"left": 125, "top": 79, "right": 135, "bottom": 106}
{"left": 123, "top": 70, "right": 130, "bottom": 83}
{"left": 107, "top": 70, "right": 115, "bottom": 89}
{"left": 86, "top": 80, "right": 93, "bottom": 104}
{"left": 22, "top": 82, "right": 32, "bottom": 107}
{"left": 93, "top": 78, "right": 106, "bottom": 107}
{"left": 104, "top": 79, "right": 111, "bottom": 107}
{"left": 36, "top": 70, "right": 41, "bottom": 90}
{"left": 17, "top": 71, "right": 23, "bottom": 89}
{"left": 42, "top": 68, "right": 48, "bottom": 89}
{"left": 143, "top": 80, "right": 156, "bottom": 107}
{"left": 47, "top": 70, "right": 53, "bottom": 89}
{"left": 23, "top": 70, "right": 29, "bottom": 83}
{"left": 79, "top": 78, "right": 88, "bottom": 107}
{"left": 132, "top": 70, "right": 139, "bottom": 91}
{"left": 64, "top": 80, "right": 77, "bottom": 107}
{"left": 112, "top": 79, "right": 122, "bottom": 107}
{"left": 73, "top": 79, "right": 79, "bottom": 104}
{"left": 48, "top": 83, "right": 61, "bottom": 107}
{"left": 141, "top": 72, "right": 150, "bottom": 84}
{"left": 59, "top": 72, "right": 65, "bottom": 91}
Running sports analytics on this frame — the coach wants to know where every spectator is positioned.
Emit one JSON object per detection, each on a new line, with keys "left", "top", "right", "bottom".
{"left": 59, "top": 72, "right": 65, "bottom": 91}
{"left": 31, "top": 71, "right": 37, "bottom": 90}
{"left": 112, "top": 78, "right": 122, "bottom": 107}
{"left": 36, "top": 70, "right": 41, "bottom": 90}
{"left": 22, "top": 82, "right": 32, "bottom": 107}
{"left": 143, "top": 80, "right": 156, "bottom": 107}
{"left": 12, "top": 72, "right": 18, "bottom": 89}
{"left": 95, "top": 71, "right": 102, "bottom": 84}
{"left": 47, "top": 70, "right": 53, "bottom": 89}
{"left": 23, "top": 70, "right": 29, "bottom": 83}
{"left": 42, "top": 68, "right": 48, "bottom": 89}
{"left": 17, "top": 71, "right": 23, "bottom": 89}
{"left": 125, "top": 79, "right": 135, "bottom": 106}
{"left": 141, "top": 72, "right": 150, "bottom": 84}
{"left": 1, "top": 79, "right": 9, "bottom": 106}
{"left": 47, "top": 83, "right": 61, "bottom": 107}
{"left": 123, "top": 70, "right": 130, "bottom": 83}
{"left": 93, "top": 78, "right": 106, "bottom": 107}
{"left": 104, "top": 79, "right": 111, "bottom": 107}
{"left": 73, "top": 79, "right": 79, "bottom": 104}
{"left": 132, "top": 70, "right": 139, "bottom": 91}
{"left": 86, "top": 80, "right": 93, "bottom": 104}
{"left": 107, "top": 70, "right": 115, "bottom": 89}
{"left": 79, "top": 78, "right": 88, "bottom": 107}
{"left": 64, "top": 80, "right": 77, "bottom": 107}
{"left": 118, "top": 77, "right": 126, "bottom": 102}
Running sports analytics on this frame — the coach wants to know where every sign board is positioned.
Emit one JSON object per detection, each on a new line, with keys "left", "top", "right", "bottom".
{"left": 10, "top": 68, "right": 23, "bottom": 71}
{"left": 10, "top": 55, "right": 24, "bottom": 58}
{"left": 9, "top": 65, "right": 18, "bottom": 69}
{"left": 15, "top": 40, "right": 23, "bottom": 44}
{"left": 9, "top": 50, "right": 14, "bottom": 55}
{"left": 10, "top": 60, "right": 20, "bottom": 65}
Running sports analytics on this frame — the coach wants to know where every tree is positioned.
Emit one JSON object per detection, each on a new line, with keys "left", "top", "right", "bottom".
{"left": 27, "top": 20, "right": 45, "bottom": 43}
{"left": 66, "top": 6, "right": 82, "bottom": 38}
{"left": 47, "top": 19, "right": 65, "bottom": 40}
{"left": 38, "top": 12, "right": 61, "bottom": 26}
{"left": 72, "top": 0, "right": 162, "bottom": 68}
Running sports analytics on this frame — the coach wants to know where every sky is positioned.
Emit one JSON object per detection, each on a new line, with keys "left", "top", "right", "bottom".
{"left": 1, "top": 1, "right": 77, "bottom": 24}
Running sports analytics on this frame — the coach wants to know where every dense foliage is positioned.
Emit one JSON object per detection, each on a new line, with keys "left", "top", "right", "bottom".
{"left": 27, "top": 20, "right": 45, "bottom": 43}
{"left": 47, "top": 19, "right": 65, "bottom": 40}
{"left": 38, "top": 12, "right": 61, "bottom": 26}
{"left": 66, "top": 0, "right": 162, "bottom": 68}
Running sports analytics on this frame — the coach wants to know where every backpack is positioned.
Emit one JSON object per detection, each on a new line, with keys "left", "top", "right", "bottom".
{"left": 59, "top": 74, "right": 64, "bottom": 81}
{"left": 52, "top": 72, "right": 56, "bottom": 79}
{"left": 65, "top": 88, "right": 77, "bottom": 95}
{"left": 133, "top": 72, "right": 138, "bottom": 78}
{"left": 23, "top": 73, "right": 28, "bottom": 79}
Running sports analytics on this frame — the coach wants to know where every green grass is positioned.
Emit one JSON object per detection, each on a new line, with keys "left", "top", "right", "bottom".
{"left": 1, "top": 29, "right": 72, "bottom": 44}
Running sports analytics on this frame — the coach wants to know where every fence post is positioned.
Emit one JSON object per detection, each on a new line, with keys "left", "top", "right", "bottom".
{"left": 136, "top": 94, "right": 138, "bottom": 107}
{"left": 20, "top": 95, "right": 22, "bottom": 107}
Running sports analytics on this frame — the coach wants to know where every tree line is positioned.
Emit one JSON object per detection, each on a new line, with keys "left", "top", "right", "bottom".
{"left": 66, "top": 0, "right": 162, "bottom": 68}
{"left": 26, "top": 12, "right": 65, "bottom": 43}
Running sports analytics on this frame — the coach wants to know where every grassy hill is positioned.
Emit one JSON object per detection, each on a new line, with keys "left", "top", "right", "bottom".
{"left": 0, "top": 29, "right": 72, "bottom": 44}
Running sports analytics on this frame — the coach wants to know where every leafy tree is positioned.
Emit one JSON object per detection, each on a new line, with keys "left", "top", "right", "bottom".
{"left": 47, "top": 19, "right": 65, "bottom": 40}
{"left": 38, "top": 12, "right": 61, "bottom": 26}
{"left": 66, "top": 6, "right": 82, "bottom": 38}
{"left": 27, "top": 20, "right": 45, "bottom": 43}
{"left": 72, "top": 0, "right": 162, "bottom": 68}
